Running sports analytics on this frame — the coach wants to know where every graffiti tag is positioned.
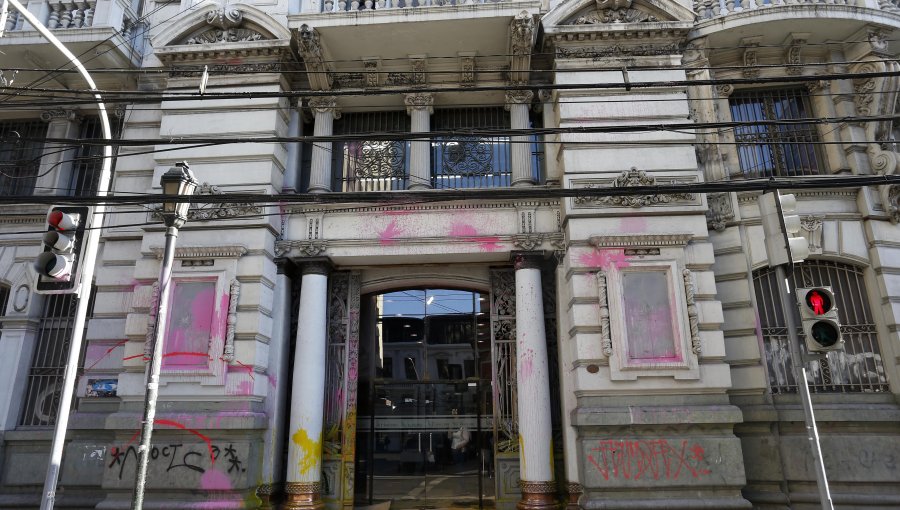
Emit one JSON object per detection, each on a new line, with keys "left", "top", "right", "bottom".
{"left": 587, "top": 439, "right": 711, "bottom": 481}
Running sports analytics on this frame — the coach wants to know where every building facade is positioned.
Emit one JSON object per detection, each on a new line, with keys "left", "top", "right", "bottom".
{"left": 1, "top": 0, "right": 900, "bottom": 508}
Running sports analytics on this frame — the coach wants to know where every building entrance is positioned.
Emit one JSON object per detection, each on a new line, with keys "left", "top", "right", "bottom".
{"left": 354, "top": 289, "right": 495, "bottom": 509}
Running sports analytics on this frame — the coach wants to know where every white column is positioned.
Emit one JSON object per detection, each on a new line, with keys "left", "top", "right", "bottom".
{"left": 35, "top": 110, "right": 80, "bottom": 196}
{"left": 283, "top": 107, "right": 302, "bottom": 193}
{"left": 405, "top": 92, "right": 434, "bottom": 190}
{"left": 514, "top": 253, "right": 556, "bottom": 509}
{"left": 307, "top": 97, "right": 340, "bottom": 193}
{"left": 506, "top": 90, "right": 535, "bottom": 187}
{"left": 285, "top": 261, "right": 330, "bottom": 510}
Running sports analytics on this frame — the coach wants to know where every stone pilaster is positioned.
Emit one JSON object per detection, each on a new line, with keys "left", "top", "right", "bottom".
{"left": 35, "top": 109, "right": 80, "bottom": 196}
{"left": 284, "top": 260, "right": 331, "bottom": 510}
{"left": 307, "top": 97, "right": 341, "bottom": 193}
{"left": 513, "top": 253, "right": 555, "bottom": 510}
{"left": 405, "top": 92, "right": 434, "bottom": 190}
{"left": 506, "top": 90, "right": 535, "bottom": 187}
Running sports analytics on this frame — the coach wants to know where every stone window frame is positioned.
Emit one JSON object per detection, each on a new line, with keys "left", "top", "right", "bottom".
{"left": 604, "top": 258, "right": 700, "bottom": 381}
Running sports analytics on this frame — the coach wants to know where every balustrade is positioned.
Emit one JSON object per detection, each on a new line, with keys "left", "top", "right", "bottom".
{"left": 695, "top": 0, "right": 869, "bottom": 20}
{"left": 3, "top": 0, "right": 134, "bottom": 36}
{"left": 321, "top": 0, "right": 506, "bottom": 13}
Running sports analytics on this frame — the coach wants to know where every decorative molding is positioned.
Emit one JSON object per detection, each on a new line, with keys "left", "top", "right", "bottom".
{"left": 519, "top": 480, "right": 557, "bottom": 493}
{"left": 284, "top": 481, "right": 322, "bottom": 494}
{"left": 556, "top": 43, "right": 681, "bottom": 60}
{"left": 151, "top": 245, "right": 248, "bottom": 259}
{"left": 573, "top": 168, "right": 695, "bottom": 208}
{"left": 705, "top": 192, "right": 734, "bottom": 232}
{"left": 40, "top": 109, "right": 78, "bottom": 122}
{"left": 867, "top": 27, "right": 890, "bottom": 55}
{"left": 509, "top": 11, "right": 535, "bottom": 84}
{"left": 783, "top": 33, "right": 809, "bottom": 76}
{"left": 308, "top": 96, "right": 341, "bottom": 119}
{"left": 169, "top": 63, "right": 283, "bottom": 78}
{"left": 404, "top": 92, "right": 434, "bottom": 115}
{"left": 682, "top": 269, "right": 701, "bottom": 355}
{"left": 297, "top": 24, "right": 332, "bottom": 90}
{"left": 883, "top": 185, "right": 899, "bottom": 224}
{"left": 275, "top": 240, "right": 329, "bottom": 257}
{"left": 150, "top": 183, "right": 262, "bottom": 222}
{"left": 180, "top": 9, "right": 268, "bottom": 45}
{"left": 222, "top": 279, "right": 241, "bottom": 363}
{"left": 410, "top": 56, "right": 427, "bottom": 88}
{"left": 513, "top": 233, "right": 544, "bottom": 251}
{"left": 505, "top": 89, "right": 534, "bottom": 109}
{"left": 741, "top": 37, "right": 761, "bottom": 79}
{"left": 460, "top": 54, "right": 476, "bottom": 87}
{"left": 716, "top": 84, "right": 733, "bottom": 98}
{"left": 363, "top": 58, "right": 380, "bottom": 88}
{"left": 597, "top": 271, "right": 612, "bottom": 357}
{"left": 853, "top": 61, "right": 879, "bottom": 118}
{"left": 548, "top": 232, "right": 567, "bottom": 251}
{"left": 806, "top": 80, "right": 830, "bottom": 93}
{"left": 589, "top": 233, "right": 692, "bottom": 247}
{"left": 800, "top": 215, "right": 825, "bottom": 254}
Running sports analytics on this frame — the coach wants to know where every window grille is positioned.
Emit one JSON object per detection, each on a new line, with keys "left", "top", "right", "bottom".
{"left": 331, "top": 111, "right": 411, "bottom": 192}
{"left": 0, "top": 120, "right": 46, "bottom": 195}
{"left": 729, "top": 88, "right": 824, "bottom": 178}
{"left": 70, "top": 117, "right": 104, "bottom": 196}
{"left": 19, "top": 291, "right": 95, "bottom": 427}
{"left": 432, "top": 107, "right": 512, "bottom": 189}
{"left": 754, "top": 261, "right": 888, "bottom": 394}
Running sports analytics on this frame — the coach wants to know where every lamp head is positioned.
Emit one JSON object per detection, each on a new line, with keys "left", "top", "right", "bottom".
{"left": 159, "top": 161, "right": 197, "bottom": 227}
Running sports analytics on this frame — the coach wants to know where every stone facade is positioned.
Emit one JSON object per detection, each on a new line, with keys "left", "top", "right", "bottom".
{"left": 1, "top": 0, "right": 900, "bottom": 508}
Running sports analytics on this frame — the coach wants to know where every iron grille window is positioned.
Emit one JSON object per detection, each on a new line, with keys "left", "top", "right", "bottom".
{"left": 19, "top": 291, "right": 95, "bottom": 427}
{"left": 754, "top": 261, "right": 887, "bottom": 394}
{"left": 729, "top": 88, "right": 824, "bottom": 177}
{"left": 0, "top": 120, "right": 46, "bottom": 195}
{"left": 69, "top": 116, "right": 104, "bottom": 196}
{"left": 331, "top": 111, "right": 411, "bottom": 192}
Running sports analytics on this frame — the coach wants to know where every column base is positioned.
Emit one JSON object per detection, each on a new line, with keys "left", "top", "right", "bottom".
{"left": 283, "top": 482, "right": 324, "bottom": 510}
{"left": 517, "top": 481, "right": 559, "bottom": 510}
{"left": 255, "top": 483, "right": 276, "bottom": 509}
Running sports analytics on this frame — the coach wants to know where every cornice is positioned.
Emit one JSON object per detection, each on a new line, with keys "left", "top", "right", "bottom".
{"left": 283, "top": 199, "right": 561, "bottom": 215}
{"left": 149, "top": 245, "right": 249, "bottom": 259}
{"left": 589, "top": 233, "right": 693, "bottom": 247}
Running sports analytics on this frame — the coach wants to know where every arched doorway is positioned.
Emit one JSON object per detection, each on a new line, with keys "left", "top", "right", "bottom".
{"left": 353, "top": 289, "right": 495, "bottom": 509}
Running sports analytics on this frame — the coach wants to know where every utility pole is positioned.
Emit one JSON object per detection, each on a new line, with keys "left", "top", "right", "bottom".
{"left": 760, "top": 190, "right": 833, "bottom": 510}
{"left": 0, "top": 1, "right": 114, "bottom": 509}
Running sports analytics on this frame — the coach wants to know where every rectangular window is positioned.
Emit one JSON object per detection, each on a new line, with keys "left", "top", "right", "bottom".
{"left": 162, "top": 280, "right": 217, "bottom": 369}
{"left": 729, "top": 88, "right": 824, "bottom": 177}
{"left": 0, "top": 120, "right": 46, "bottom": 195}
{"left": 622, "top": 271, "right": 678, "bottom": 361}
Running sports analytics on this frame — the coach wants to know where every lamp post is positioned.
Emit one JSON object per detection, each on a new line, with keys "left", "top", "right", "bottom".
{"left": 131, "top": 162, "right": 197, "bottom": 510}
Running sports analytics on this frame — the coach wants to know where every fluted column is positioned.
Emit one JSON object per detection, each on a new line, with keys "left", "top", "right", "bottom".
{"left": 513, "top": 253, "right": 555, "bottom": 510}
{"left": 284, "top": 260, "right": 331, "bottom": 510}
{"left": 307, "top": 97, "right": 341, "bottom": 193}
{"left": 506, "top": 90, "right": 535, "bottom": 187}
{"left": 405, "top": 92, "right": 434, "bottom": 190}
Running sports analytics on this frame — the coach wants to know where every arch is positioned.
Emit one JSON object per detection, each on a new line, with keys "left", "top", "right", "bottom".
{"left": 153, "top": 2, "right": 291, "bottom": 48}
{"left": 542, "top": 0, "right": 695, "bottom": 28}
{"left": 359, "top": 267, "right": 491, "bottom": 296}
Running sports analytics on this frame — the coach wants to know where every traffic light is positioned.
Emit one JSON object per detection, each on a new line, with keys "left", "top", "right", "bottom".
{"left": 797, "top": 286, "right": 844, "bottom": 352}
{"left": 759, "top": 191, "right": 810, "bottom": 267}
{"left": 34, "top": 205, "right": 91, "bottom": 295}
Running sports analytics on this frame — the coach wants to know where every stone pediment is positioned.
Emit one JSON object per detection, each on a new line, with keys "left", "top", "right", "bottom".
{"left": 569, "top": 0, "right": 664, "bottom": 24}
{"left": 543, "top": 0, "right": 694, "bottom": 28}
{"left": 175, "top": 8, "right": 270, "bottom": 45}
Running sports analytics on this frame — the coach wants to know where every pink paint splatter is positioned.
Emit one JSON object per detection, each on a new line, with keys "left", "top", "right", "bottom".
{"left": 578, "top": 248, "right": 630, "bottom": 270}
{"left": 378, "top": 219, "right": 403, "bottom": 246}
{"left": 450, "top": 223, "right": 478, "bottom": 237}
{"left": 449, "top": 223, "right": 503, "bottom": 252}
{"left": 85, "top": 340, "right": 127, "bottom": 371}
{"left": 266, "top": 372, "right": 278, "bottom": 388}
{"left": 234, "top": 380, "right": 253, "bottom": 396}
{"left": 200, "top": 468, "right": 232, "bottom": 490}
{"left": 520, "top": 348, "right": 535, "bottom": 380}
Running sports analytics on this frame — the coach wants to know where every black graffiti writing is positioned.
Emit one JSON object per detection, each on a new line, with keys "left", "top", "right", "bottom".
{"left": 107, "top": 443, "right": 244, "bottom": 480}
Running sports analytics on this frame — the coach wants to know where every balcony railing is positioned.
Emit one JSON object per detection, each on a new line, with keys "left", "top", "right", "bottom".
{"left": 3, "top": 0, "right": 140, "bottom": 46}
{"left": 321, "top": 0, "right": 508, "bottom": 13}
{"left": 694, "top": 0, "right": 880, "bottom": 21}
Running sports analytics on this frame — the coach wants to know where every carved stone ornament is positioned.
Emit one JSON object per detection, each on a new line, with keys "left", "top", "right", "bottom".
{"left": 404, "top": 92, "right": 434, "bottom": 115}
{"left": 783, "top": 34, "right": 808, "bottom": 76}
{"left": 513, "top": 233, "right": 544, "bottom": 251}
{"left": 741, "top": 37, "right": 761, "bottom": 79}
{"left": 705, "top": 192, "right": 734, "bottom": 232}
{"left": 505, "top": 89, "right": 534, "bottom": 110}
{"left": 556, "top": 43, "right": 681, "bottom": 60}
{"left": 308, "top": 96, "right": 341, "bottom": 119}
{"left": 868, "top": 27, "right": 890, "bottom": 55}
{"left": 151, "top": 183, "right": 262, "bottom": 222}
{"left": 275, "top": 240, "right": 329, "bottom": 257}
{"left": 800, "top": 215, "right": 825, "bottom": 254}
{"left": 410, "top": 57, "right": 427, "bottom": 87}
{"left": 460, "top": 55, "right": 475, "bottom": 87}
{"left": 297, "top": 25, "right": 332, "bottom": 90}
{"left": 883, "top": 185, "right": 899, "bottom": 224}
{"left": 716, "top": 84, "right": 734, "bottom": 98}
{"left": 40, "top": 109, "right": 78, "bottom": 122}
{"left": 509, "top": 11, "right": 535, "bottom": 57}
{"left": 183, "top": 9, "right": 266, "bottom": 45}
{"left": 573, "top": 168, "right": 695, "bottom": 208}
{"left": 597, "top": 271, "right": 612, "bottom": 357}
{"left": 682, "top": 269, "right": 701, "bottom": 355}
{"left": 222, "top": 279, "right": 241, "bottom": 363}
{"left": 571, "top": 0, "right": 658, "bottom": 25}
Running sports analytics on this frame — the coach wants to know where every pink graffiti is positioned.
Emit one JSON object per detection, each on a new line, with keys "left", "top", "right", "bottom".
{"left": 233, "top": 380, "right": 253, "bottom": 396}
{"left": 267, "top": 372, "right": 278, "bottom": 388}
{"left": 520, "top": 348, "right": 535, "bottom": 380}
{"left": 378, "top": 219, "right": 403, "bottom": 246}
{"left": 449, "top": 223, "right": 503, "bottom": 252}
{"left": 163, "top": 285, "right": 218, "bottom": 369}
{"left": 199, "top": 468, "right": 232, "bottom": 490}
{"left": 587, "top": 439, "right": 711, "bottom": 481}
{"left": 578, "top": 248, "right": 630, "bottom": 270}
{"left": 154, "top": 418, "right": 216, "bottom": 463}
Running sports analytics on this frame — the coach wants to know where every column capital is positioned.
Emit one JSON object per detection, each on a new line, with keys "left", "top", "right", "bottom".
{"left": 404, "top": 92, "right": 434, "bottom": 115}
{"left": 512, "top": 251, "right": 544, "bottom": 271}
{"left": 505, "top": 89, "right": 534, "bottom": 110}
{"left": 299, "top": 257, "right": 332, "bottom": 276}
{"left": 307, "top": 96, "right": 341, "bottom": 120}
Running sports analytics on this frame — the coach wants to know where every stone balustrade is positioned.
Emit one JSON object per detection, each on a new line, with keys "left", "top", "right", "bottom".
{"left": 321, "top": 0, "right": 507, "bottom": 13}
{"left": 3, "top": 0, "right": 137, "bottom": 38}
{"left": 694, "top": 0, "right": 876, "bottom": 20}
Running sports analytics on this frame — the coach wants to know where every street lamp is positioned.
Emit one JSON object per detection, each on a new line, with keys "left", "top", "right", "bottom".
{"left": 131, "top": 162, "right": 197, "bottom": 510}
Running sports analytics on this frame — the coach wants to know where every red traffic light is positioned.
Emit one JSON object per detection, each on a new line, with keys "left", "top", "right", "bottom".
{"left": 804, "top": 289, "right": 832, "bottom": 316}
{"left": 48, "top": 210, "right": 78, "bottom": 231}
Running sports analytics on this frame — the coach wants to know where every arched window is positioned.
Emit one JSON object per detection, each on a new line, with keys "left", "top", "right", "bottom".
{"left": 753, "top": 261, "right": 888, "bottom": 393}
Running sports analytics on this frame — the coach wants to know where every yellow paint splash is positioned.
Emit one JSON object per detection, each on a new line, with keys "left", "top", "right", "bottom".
{"left": 292, "top": 428, "right": 322, "bottom": 474}
{"left": 518, "top": 434, "right": 525, "bottom": 474}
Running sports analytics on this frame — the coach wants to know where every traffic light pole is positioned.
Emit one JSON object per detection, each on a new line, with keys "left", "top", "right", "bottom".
{"left": 0, "top": 1, "right": 114, "bottom": 508}
{"left": 775, "top": 264, "right": 834, "bottom": 510}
